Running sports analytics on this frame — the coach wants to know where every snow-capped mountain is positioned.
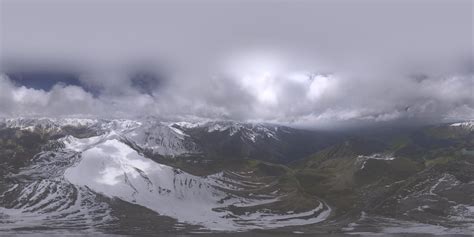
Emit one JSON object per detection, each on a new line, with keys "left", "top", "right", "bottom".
{"left": 1, "top": 117, "right": 474, "bottom": 235}
{"left": 61, "top": 136, "right": 330, "bottom": 230}
{"left": 450, "top": 121, "right": 474, "bottom": 131}
{"left": 0, "top": 117, "right": 93, "bottom": 133}
{"left": 172, "top": 121, "right": 281, "bottom": 143}
{"left": 0, "top": 121, "right": 331, "bottom": 232}
{"left": 124, "top": 121, "right": 200, "bottom": 157}
{"left": 172, "top": 120, "right": 335, "bottom": 162}
{"left": 0, "top": 118, "right": 198, "bottom": 157}
{"left": 0, "top": 118, "right": 335, "bottom": 162}
{"left": 0, "top": 117, "right": 141, "bottom": 135}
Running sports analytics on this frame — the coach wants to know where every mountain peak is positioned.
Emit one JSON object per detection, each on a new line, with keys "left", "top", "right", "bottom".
{"left": 450, "top": 121, "right": 474, "bottom": 131}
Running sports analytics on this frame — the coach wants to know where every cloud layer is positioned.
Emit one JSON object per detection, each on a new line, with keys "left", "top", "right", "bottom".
{"left": 1, "top": 68, "right": 472, "bottom": 128}
{"left": 0, "top": 0, "right": 472, "bottom": 128}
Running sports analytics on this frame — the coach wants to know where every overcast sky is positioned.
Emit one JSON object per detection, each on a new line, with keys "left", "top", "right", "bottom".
{"left": 0, "top": 0, "right": 472, "bottom": 128}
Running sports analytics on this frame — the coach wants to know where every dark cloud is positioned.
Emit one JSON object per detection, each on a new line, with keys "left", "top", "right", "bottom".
{"left": 6, "top": 71, "right": 82, "bottom": 91}
{"left": 4, "top": 70, "right": 102, "bottom": 97}
{"left": 0, "top": 0, "right": 472, "bottom": 128}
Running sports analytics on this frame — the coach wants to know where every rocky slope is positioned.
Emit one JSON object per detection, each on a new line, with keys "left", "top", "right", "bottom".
{"left": 0, "top": 117, "right": 336, "bottom": 162}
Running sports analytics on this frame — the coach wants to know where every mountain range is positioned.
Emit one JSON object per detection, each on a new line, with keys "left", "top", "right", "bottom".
{"left": 0, "top": 117, "right": 473, "bottom": 235}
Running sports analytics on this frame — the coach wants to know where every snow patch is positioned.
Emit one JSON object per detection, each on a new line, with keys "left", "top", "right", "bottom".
{"left": 450, "top": 121, "right": 474, "bottom": 131}
{"left": 357, "top": 153, "right": 396, "bottom": 169}
{"left": 63, "top": 138, "right": 331, "bottom": 230}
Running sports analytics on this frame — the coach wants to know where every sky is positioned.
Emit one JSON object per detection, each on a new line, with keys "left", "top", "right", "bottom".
{"left": 0, "top": 0, "right": 472, "bottom": 129}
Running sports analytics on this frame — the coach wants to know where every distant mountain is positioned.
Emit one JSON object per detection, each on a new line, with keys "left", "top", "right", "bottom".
{"left": 0, "top": 117, "right": 337, "bottom": 163}
{"left": 0, "top": 117, "right": 332, "bottom": 232}
{"left": 450, "top": 121, "right": 474, "bottom": 131}
{"left": 171, "top": 121, "right": 337, "bottom": 163}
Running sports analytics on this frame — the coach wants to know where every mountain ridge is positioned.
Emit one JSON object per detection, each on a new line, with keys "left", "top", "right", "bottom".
{"left": 1, "top": 117, "right": 473, "bottom": 235}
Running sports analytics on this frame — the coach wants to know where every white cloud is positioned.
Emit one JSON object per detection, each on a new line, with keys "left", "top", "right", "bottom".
{"left": 0, "top": 69, "right": 472, "bottom": 128}
{"left": 307, "top": 75, "right": 333, "bottom": 101}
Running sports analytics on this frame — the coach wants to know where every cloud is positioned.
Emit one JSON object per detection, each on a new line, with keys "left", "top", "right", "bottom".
{"left": 0, "top": 0, "right": 472, "bottom": 128}
{"left": 0, "top": 67, "right": 472, "bottom": 129}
